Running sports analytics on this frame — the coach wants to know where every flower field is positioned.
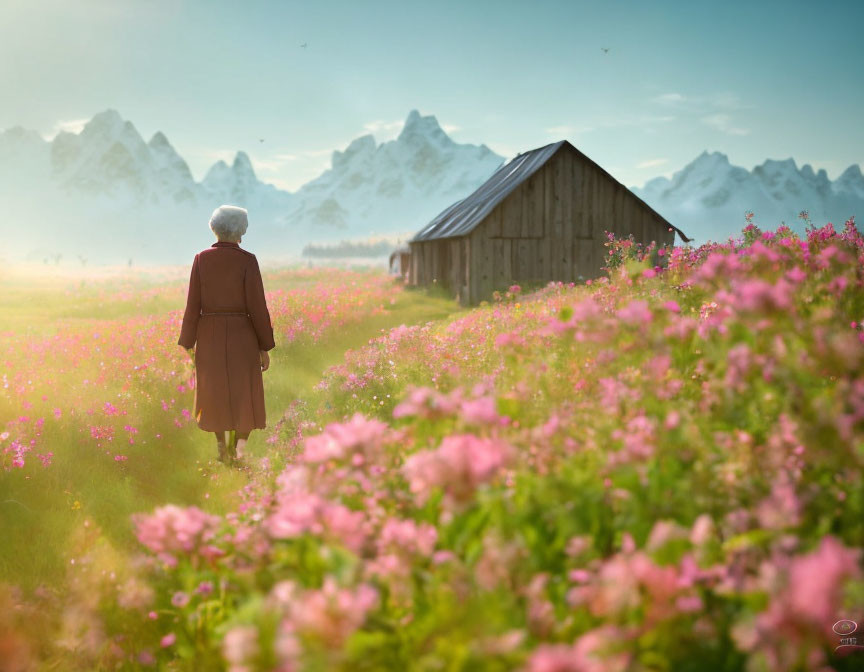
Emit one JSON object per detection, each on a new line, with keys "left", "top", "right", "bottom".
{"left": 3, "top": 220, "right": 864, "bottom": 671}
{"left": 0, "top": 268, "right": 399, "bottom": 474}
{"left": 0, "top": 266, "right": 453, "bottom": 669}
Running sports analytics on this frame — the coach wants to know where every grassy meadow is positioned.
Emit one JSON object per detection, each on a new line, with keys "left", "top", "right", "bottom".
{"left": 2, "top": 219, "right": 864, "bottom": 671}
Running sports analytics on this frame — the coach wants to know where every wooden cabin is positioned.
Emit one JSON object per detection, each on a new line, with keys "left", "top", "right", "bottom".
{"left": 407, "top": 140, "right": 690, "bottom": 305}
{"left": 388, "top": 243, "right": 411, "bottom": 280}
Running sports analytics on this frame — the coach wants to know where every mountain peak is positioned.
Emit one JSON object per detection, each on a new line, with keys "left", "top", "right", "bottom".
{"left": 232, "top": 150, "right": 256, "bottom": 176}
{"left": 148, "top": 131, "right": 171, "bottom": 150}
{"left": 84, "top": 109, "right": 125, "bottom": 133}
{"left": 332, "top": 134, "right": 376, "bottom": 170}
{"left": 835, "top": 163, "right": 864, "bottom": 196}
{"left": 397, "top": 109, "right": 449, "bottom": 144}
{"left": 693, "top": 150, "right": 730, "bottom": 165}
{"left": 78, "top": 109, "right": 149, "bottom": 153}
{"left": 758, "top": 157, "right": 798, "bottom": 172}
{"left": 669, "top": 151, "right": 730, "bottom": 188}
{"left": 839, "top": 163, "right": 863, "bottom": 180}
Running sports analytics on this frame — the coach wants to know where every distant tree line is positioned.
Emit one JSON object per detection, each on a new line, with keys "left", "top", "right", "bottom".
{"left": 301, "top": 239, "right": 395, "bottom": 258}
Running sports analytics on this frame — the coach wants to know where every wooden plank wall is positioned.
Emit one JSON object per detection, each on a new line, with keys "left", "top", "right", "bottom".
{"left": 459, "top": 145, "right": 680, "bottom": 304}
{"left": 408, "top": 244, "right": 417, "bottom": 285}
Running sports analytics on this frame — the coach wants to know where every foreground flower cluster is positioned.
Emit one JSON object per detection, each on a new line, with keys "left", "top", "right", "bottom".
{"left": 96, "top": 222, "right": 864, "bottom": 668}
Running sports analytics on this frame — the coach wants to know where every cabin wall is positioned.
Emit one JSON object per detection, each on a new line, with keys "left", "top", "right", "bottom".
{"left": 465, "top": 146, "right": 675, "bottom": 305}
{"left": 409, "top": 239, "right": 470, "bottom": 302}
{"left": 469, "top": 148, "right": 578, "bottom": 304}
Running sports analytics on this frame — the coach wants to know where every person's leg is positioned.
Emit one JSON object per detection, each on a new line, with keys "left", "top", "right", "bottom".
{"left": 214, "top": 431, "right": 229, "bottom": 462}
{"left": 234, "top": 430, "right": 251, "bottom": 459}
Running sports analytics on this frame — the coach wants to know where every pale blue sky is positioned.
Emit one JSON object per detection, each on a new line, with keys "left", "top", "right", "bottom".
{"left": 1, "top": 0, "right": 861, "bottom": 190}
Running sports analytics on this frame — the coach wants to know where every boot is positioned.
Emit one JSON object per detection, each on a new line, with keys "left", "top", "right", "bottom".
{"left": 216, "top": 431, "right": 229, "bottom": 464}
{"left": 231, "top": 430, "right": 249, "bottom": 465}
{"left": 234, "top": 437, "right": 247, "bottom": 461}
{"left": 227, "top": 430, "right": 238, "bottom": 460}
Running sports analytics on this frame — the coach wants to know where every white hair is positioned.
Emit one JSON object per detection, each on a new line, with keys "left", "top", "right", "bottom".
{"left": 209, "top": 205, "right": 249, "bottom": 241}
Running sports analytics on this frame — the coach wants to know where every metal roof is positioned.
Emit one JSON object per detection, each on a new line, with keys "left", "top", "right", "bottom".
{"left": 410, "top": 140, "right": 690, "bottom": 243}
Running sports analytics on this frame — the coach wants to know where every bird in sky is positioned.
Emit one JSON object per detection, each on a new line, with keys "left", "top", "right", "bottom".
{"left": 601, "top": 47, "right": 610, "bottom": 53}
{"left": 300, "top": 42, "right": 307, "bottom": 49}
{"left": 259, "top": 138, "right": 264, "bottom": 143}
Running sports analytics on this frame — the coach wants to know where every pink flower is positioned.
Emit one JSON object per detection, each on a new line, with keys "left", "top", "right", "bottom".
{"left": 320, "top": 502, "right": 368, "bottom": 553}
{"left": 736, "top": 536, "right": 863, "bottom": 666}
{"left": 616, "top": 300, "right": 653, "bottom": 325}
{"left": 377, "top": 517, "right": 438, "bottom": 556}
{"left": 131, "top": 505, "right": 222, "bottom": 566}
{"left": 288, "top": 577, "right": 378, "bottom": 646}
{"left": 785, "top": 266, "right": 807, "bottom": 283}
{"left": 689, "top": 514, "right": 715, "bottom": 546}
{"left": 785, "top": 536, "right": 861, "bottom": 626}
{"left": 160, "top": 632, "right": 176, "bottom": 648}
{"left": 676, "top": 595, "right": 704, "bottom": 612}
{"left": 568, "top": 569, "right": 591, "bottom": 583}
{"left": 524, "top": 643, "right": 584, "bottom": 672}
{"left": 393, "top": 386, "right": 462, "bottom": 420}
{"left": 171, "top": 591, "right": 190, "bottom": 608}
{"left": 459, "top": 396, "right": 505, "bottom": 426}
{"left": 223, "top": 625, "right": 259, "bottom": 669}
{"left": 565, "top": 535, "right": 591, "bottom": 558}
{"left": 302, "top": 413, "right": 390, "bottom": 463}
{"left": 756, "top": 475, "right": 801, "bottom": 531}
{"left": 117, "top": 577, "right": 155, "bottom": 610}
{"left": 524, "top": 626, "right": 632, "bottom": 672}
{"left": 645, "top": 520, "right": 689, "bottom": 551}
{"left": 730, "top": 278, "right": 794, "bottom": 312}
{"left": 402, "top": 434, "right": 515, "bottom": 508}
{"left": 724, "top": 343, "right": 752, "bottom": 392}
{"left": 89, "top": 425, "right": 114, "bottom": 441}
{"left": 265, "top": 491, "right": 324, "bottom": 539}
{"left": 664, "top": 410, "right": 680, "bottom": 430}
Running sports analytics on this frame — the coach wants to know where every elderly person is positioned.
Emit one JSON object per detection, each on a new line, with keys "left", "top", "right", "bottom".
{"left": 177, "top": 205, "right": 276, "bottom": 464}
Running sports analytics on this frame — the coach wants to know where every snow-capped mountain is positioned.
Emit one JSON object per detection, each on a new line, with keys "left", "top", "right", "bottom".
{"left": 48, "top": 109, "right": 202, "bottom": 205}
{"left": 633, "top": 151, "right": 863, "bottom": 244}
{"left": 0, "top": 108, "right": 503, "bottom": 264}
{"left": 5, "top": 106, "right": 857, "bottom": 265}
{"left": 201, "top": 150, "right": 293, "bottom": 212}
{"left": 282, "top": 110, "right": 504, "bottom": 242}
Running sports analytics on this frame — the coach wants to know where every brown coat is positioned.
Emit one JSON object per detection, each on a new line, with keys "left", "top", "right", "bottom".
{"left": 177, "top": 241, "right": 276, "bottom": 432}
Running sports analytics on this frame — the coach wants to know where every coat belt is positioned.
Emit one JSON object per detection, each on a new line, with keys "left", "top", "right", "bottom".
{"left": 200, "top": 311, "right": 249, "bottom": 317}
